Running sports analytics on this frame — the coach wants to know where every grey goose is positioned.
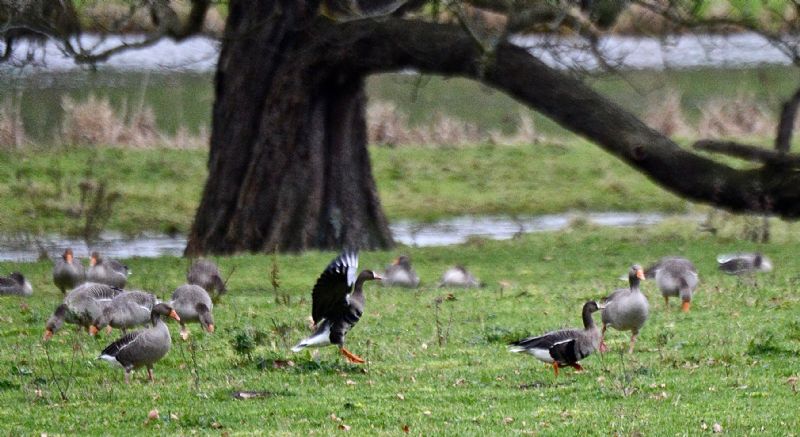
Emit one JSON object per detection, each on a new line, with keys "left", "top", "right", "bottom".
{"left": 87, "top": 252, "right": 129, "bottom": 289}
{"left": 509, "top": 301, "right": 604, "bottom": 377}
{"left": 601, "top": 265, "right": 649, "bottom": 354}
{"left": 52, "top": 248, "right": 86, "bottom": 294}
{"left": 98, "top": 303, "right": 180, "bottom": 384}
{"left": 644, "top": 257, "right": 699, "bottom": 312}
{"left": 382, "top": 255, "right": 420, "bottom": 288}
{"left": 90, "top": 290, "right": 167, "bottom": 335}
{"left": 187, "top": 259, "right": 227, "bottom": 302}
{"left": 44, "top": 282, "right": 123, "bottom": 340}
{"left": 717, "top": 253, "right": 773, "bottom": 275}
{"left": 0, "top": 272, "right": 33, "bottom": 297}
{"left": 438, "top": 265, "right": 481, "bottom": 288}
{"left": 292, "top": 250, "right": 382, "bottom": 363}
{"left": 170, "top": 284, "right": 215, "bottom": 340}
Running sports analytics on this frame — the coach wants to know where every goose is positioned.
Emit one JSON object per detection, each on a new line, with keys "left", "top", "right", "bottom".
{"left": 717, "top": 253, "right": 773, "bottom": 275}
{"left": 90, "top": 290, "right": 164, "bottom": 335}
{"left": 43, "top": 282, "right": 123, "bottom": 340}
{"left": 0, "top": 272, "right": 33, "bottom": 297}
{"left": 644, "top": 257, "right": 699, "bottom": 312}
{"left": 170, "top": 284, "right": 215, "bottom": 340}
{"left": 98, "top": 303, "right": 180, "bottom": 384}
{"left": 52, "top": 248, "right": 86, "bottom": 294}
{"left": 509, "top": 301, "right": 604, "bottom": 377}
{"left": 382, "top": 255, "right": 420, "bottom": 288}
{"left": 291, "top": 250, "right": 382, "bottom": 363}
{"left": 438, "top": 265, "right": 481, "bottom": 288}
{"left": 187, "top": 259, "right": 226, "bottom": 301}
{"left": 601, "top": 264, "right": 649, "bottom": 354}
{"left": 87, "top": 252, "right": 129, "bottom": 288}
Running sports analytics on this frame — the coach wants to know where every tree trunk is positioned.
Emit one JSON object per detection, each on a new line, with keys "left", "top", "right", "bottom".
{"left": 186, "top": 0, "right": 392, "bottom": 255}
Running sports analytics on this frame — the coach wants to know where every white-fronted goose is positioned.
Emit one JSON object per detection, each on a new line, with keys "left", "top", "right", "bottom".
{"left": 44, "top": 282, "right": 123, "bottom": 340}
{"left": 601, "top": 264, "right": 649, "bottom": 354}
{"left": 438, "top": 265, "right": 481, "bottom": 288}
{"left": 509, "top": 301, "right": 604, "bottom": 377}
{"left": 87, "top": 252, "right": 129, "bottom": 288}
{"left": 52, "top": 248, "right": 86, "bottom": 294}
{"left": 645, "top": 257, "right": 699, "bottom": 312}
{"left": 90, "top": 290, "right": 165, "bottom": 335}
{"left": 382, "top": 255, "right": 420, "bottom": 288}
{"left": 170, "top": 284, "right": 214, "bottom": 340}
{"left": 717, "top": 253, "right": 773, "bottom": 275}
{"left": 291, "top": 250, "right": 382, "bottom": 363}
{"left": 0, "top": 272, "right": 33, "bottom": 297}
{"left": 98, "top": 303, "right": 180, "bottom": 384}
{"left": 187, "top": 259, "right": 226, "bottom": 301}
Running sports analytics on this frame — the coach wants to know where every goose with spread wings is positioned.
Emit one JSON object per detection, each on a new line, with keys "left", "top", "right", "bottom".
{"left": 291, "top": 250, "right": 382, "bottom": 363}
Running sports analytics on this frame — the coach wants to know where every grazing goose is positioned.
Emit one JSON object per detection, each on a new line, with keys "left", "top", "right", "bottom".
{"left": 52, "top": 248, "right": 86, "bottom": 294}
{"left": 601, "top": 265, "right": 649, "bottom": 354}
{"left": 717, "top": 253, "right": 773, "bottom": 275}
{"left": 90, "top": 291, "right": 164, "bottom": 335}
{"left": 509, "top": 301, "right": 604, "bottom": 377}
{"left": 187, "top": 259, "right": 226, "bottom": 301}
{"left": 0, "top": 272, "right": 33, "bottom": 297}
{"left": 43, "top": 282, "right": 123, "bottom": 340}
{"left": 87, "top": 252, "right": 129, "bottom": 288}
{"left": 382, "top": 255, "right": 420, "bottom": 288}
{"left": 291, "top": 250, "right": 382, "bottom": 363}
{"left": 98, "top": 303, "right": 180, "bottom": 384}
{"left": 170, "top": 284, "right": 214, "bottom": 340}
{"left": 644, "top": 257, "right": 699, "bottom": 312}
{"left": 438, "top": 265, "right": 481, "bottom": 288}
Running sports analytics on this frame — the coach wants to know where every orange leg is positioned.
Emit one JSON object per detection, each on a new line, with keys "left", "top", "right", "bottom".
{"left": 571, "top": 363, "right": 584, "bottom": 372}
{"left": 664, "top": 296, "right": 670, "bottom": 310}
{"left": 681, "top": 301, "right": 691, "bottom": 312}
{"left": 628, "top": 333, "right": 638, "bottom": 354}
{"left": 552, "top": 362, "right": 559, "bottom": 378}
{"left": 599, "top": 325, "right": 608, "bottom": 353}
{"left": 340, "top": 347, "right": 365, "bottom": 364}
{"left": 147, "top": 367, "right": 155, "bottom": 383}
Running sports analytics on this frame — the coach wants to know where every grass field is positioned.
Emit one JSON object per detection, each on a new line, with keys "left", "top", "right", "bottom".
{"left": 0, "top": 141, "right": 691, "bottom": 236}
{"left": 0, "top": 225, "right": 797, "bottom": 434}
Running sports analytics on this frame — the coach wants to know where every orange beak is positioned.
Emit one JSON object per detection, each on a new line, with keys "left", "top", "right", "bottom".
{"left": 206, "top": 324, "right": 215, "bottom": 333}
{"left": 681, "top": 301, "right": 691, "bottom": 312}
{"left": 636, "top": 269, "right": 645, "bottom": 280}
{"left": 43, "top": 329, "right": 53, "bottom": 341}
{"left": 373, "top": 273, "right": 383, "bottom": 281}
{"left": 90, "top": 256, "right": 97, "bottom": 266}
{"left": 89, "top": 325, "right": 99, "bottom": 336}
{"left": 392, "top": 257, "right": 400, "bottom": 266}
{"left": 169, "top": 310, "right": 181, "bottom": 321}
{"left": 66, "top": 253, "right": 73, "bottom": 263}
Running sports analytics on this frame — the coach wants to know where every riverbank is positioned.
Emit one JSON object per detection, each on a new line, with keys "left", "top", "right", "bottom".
{"left": 0, "top": 141, "right": 693, "bottom": 238}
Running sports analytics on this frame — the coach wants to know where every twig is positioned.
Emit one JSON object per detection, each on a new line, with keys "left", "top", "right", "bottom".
{"left": 693, "top": 139, "right": 800, "bottom": 167}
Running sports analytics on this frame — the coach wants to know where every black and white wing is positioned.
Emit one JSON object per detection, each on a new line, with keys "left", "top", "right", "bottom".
{"left": 311, "top": 250, "right": 358, "bottom": 324}
{"left": 99, "top": 330, "right": 143, "bottom": 367}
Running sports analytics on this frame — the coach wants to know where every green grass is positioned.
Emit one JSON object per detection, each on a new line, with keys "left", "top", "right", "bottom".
{"left": 1, "top": 225, "right": 798, "bottom": 434}
{"left": 0, "top": 141, "right": 691, "bottom": 235}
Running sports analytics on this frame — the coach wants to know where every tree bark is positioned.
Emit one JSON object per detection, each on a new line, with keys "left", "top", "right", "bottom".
{"left": 189, "top": 12, "right": 800, "bottom": 255}
{"left": 185, "top": 0, "right": 392, "bottom": 255}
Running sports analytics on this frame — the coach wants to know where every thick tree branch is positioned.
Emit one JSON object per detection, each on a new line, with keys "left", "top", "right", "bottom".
{"left": 322, "top": 19, "right": 800, "bottom": 216}
{"left": 775, "top": 87, "right": 800, "bottom": 152}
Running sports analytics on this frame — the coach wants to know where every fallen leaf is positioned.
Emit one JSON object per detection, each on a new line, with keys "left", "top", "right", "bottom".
{"left": 396, "top": 393, "right": 405, "bottom": 400}
{"left": 346, "top": 380, "right": 357, "bottom": 386}
{"left": 147, "top": 409, "right": 159, "bottom": 421}
{"left": 423, "top": 410, "right": 432, "bottom": 416}
{"left": 713, "top": 423, "right": 722, "bottom": 433}
{"left": 402, "top": 424, "right": 410, "bottom": 433}
{"left": 211, "top": 422, "right": 222, "bottom": 429}
{"left": 421, "top": 343, "right": 428, "bottom": 350}
{"left": 453, "top": 378, "right": 466, "bottom": 386}
{"left": 503, "top": 417, "right": 514, "bottom": 424}
{"left": 170, "top": 413, "right": 179, "bottom": 420}
{"left": 272, "top": 359, "right": 295, "bottom": 369}
{"left": 701, "top": 422, "right": 708, "bottom": 431}
{"left": 338, "top": 424, "right": 351, "bottom": 431}
{"left": 330, "top": 414, "right": 341, "bottom": 422}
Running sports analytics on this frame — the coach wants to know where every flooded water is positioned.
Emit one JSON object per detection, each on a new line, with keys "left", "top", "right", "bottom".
{"left": 0, "top": 212, "right": 699, "bottom": 262}
{"left": 0, "top": 32, "right": 792, "bottom": 73}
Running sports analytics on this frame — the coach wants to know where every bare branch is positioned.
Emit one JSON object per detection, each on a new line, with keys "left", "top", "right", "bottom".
{"left": 693, "top": 140, "right": 800, "bottom": 167}
{"left": 775, "top": 87, "right": 800, "bottom": 153}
